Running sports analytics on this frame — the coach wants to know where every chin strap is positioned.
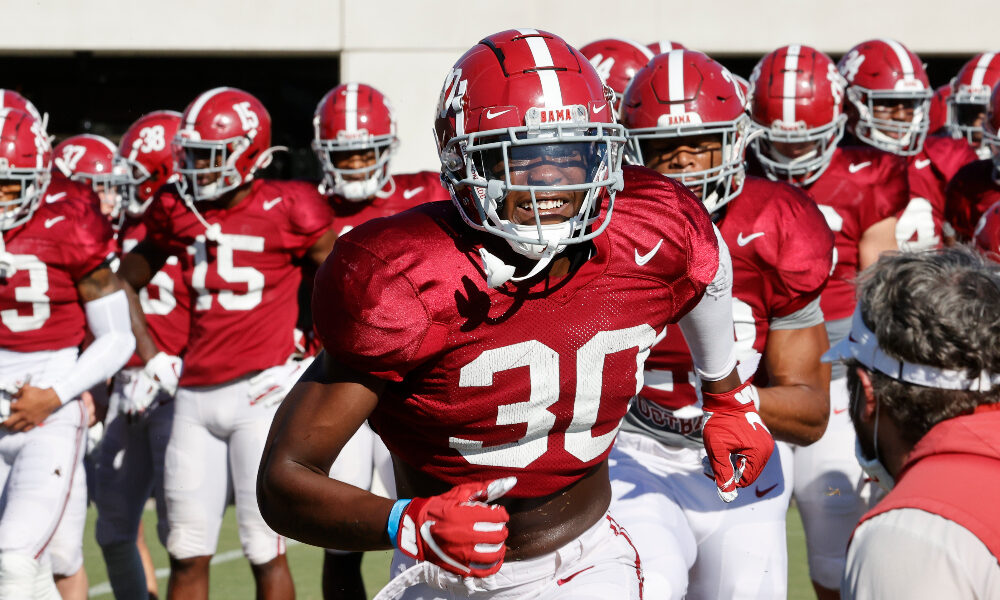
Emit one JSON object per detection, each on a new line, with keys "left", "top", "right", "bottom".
{"left": 184, "top": 198, "right": 222, "bottom": 243}
{"left": 478, "top": 241, "right": 559, "bottom": 289}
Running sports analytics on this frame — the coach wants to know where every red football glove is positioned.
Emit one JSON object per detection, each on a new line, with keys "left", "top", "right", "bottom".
{"left": 392, "top": 477, "right": 516, "bottom": 578}
{"left": 701, "top": 380, "right": 774, "bottom": 503}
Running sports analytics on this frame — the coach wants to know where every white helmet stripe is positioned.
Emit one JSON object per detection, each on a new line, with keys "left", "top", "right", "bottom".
{"left": 668, "top": 50, "right": 686, "bottom": 116}
{"left": 972, "top": 52, "right": 998, "bottom": 88}
{"left": 345, "top": 82, "right": 359, "bottom": 133}
{"left": 185, "top": 86, "right": 232, "bottom": 129}
{"left": 518, "top": 28, "right": 563, "bottom": 108}
{"left": 783, "top": 45, "right": 802, "bottom": 125}
{"left": 881, "top": 38, "right": 915, "bottom": 79}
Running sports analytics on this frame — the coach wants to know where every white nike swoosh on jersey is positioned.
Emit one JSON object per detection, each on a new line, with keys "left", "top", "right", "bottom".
{"left": 914, "top": 158, "right": 931, "bottom": 170}
{"left": 402, "top": 187, "right": 424, "bottom": 200}
{"left": 848, "top": 161, "right": 872, "bottom": 173}
{"left": 592, "top": 104, "right": 607, "bottom": 115}
{"left": 737, "top": 231, "right": 765, "bottom": 246}
{"left": 262, "top": 197, "right": 283, "bottom": 211}
{"left": 45, "top": 192, "right": 67, "bottom": 204}
{"left": 634, "top": 239, "right": 664, "bottom": 266}
{"left": 44, "top": 216, "right": 66, "bottom": 229}
{"left": 485, "top": 108, "right": 512, "bottom": 119}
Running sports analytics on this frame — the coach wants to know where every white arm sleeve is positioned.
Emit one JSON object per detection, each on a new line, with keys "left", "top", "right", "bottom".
{"left": 677, "top": 225, "right": 737, "bottom": 382}
{"left": 51, "top": 289, "right": 136, "bottom": 403}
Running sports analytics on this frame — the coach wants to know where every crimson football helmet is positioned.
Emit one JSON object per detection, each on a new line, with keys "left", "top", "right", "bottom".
{"left": 928, "top": 84, "right": 951, "bottom": 136}
{"left": 117, "top": 110, "right": 182, "bottom": 216}
{"left": 173, "top": 87, "right": 275, "bottom": 202}
{"left": 54, "top": 133, "right": 128, "bottom": 221}
{"left": 0, "top": 90, "right": 44, "bottom": 128}
{"left": 578, "top": 38, "right": 654, "bottom": 113}
{"left": 974, "top": 200, "right": 1000, "bottom": 262}
{"left": 312, "top": 82, "right": 398, "bottom": 201}
{"left": 621, "top": 50, "right": 754, "bottom": 213}
{"left": 647, "top": 40, "right": 686, "bottom": 55}
{"left": 435, "top": 28, "right": 626, "bottom": 286}
{"left": 947, "top": 52, "right": 1000, "bottom": 158}
{"left": 838, "top": 39, "right": 932, "bottom": 156}
{"left": 0, "top": 108, "right": 52, "bottom": 231}
{"left": 748, "top": 44, "right": 847, "bottom": 185}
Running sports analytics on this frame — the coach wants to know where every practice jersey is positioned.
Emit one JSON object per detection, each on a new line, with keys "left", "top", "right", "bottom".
{"left": 802, "top": 146, "right": 909, "bottom": 321}
{"left": 623, "top": 177, "right": 834, "bottom": 445}
{"left": 119, "top": 218, "right": 190, "bottom": 368}
{"left": 142, "top": 179, "right": 333, "bottom": 386}
{"left": 899, "top": 136, "right": 979, "bottom": 251}
{"left": 945, "top": 159, "right": 1000, "bottom": 241}
{"left": 312, "top": 166, "right": 719, "bottom": 498}
{"left": 328, "top": 171, "right": 450, "bottom": 237}
{"left": 1, "top": 180, "right": 116, "bottom": 353}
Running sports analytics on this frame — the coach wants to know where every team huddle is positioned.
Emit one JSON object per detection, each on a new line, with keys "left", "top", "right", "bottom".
{"left": 1, "top": 28, "right": 999, "bottom": 600}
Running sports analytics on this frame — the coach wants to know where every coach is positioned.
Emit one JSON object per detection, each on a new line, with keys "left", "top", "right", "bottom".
{"left": 824, "top": 247, "right": 1000, "bottom": 599}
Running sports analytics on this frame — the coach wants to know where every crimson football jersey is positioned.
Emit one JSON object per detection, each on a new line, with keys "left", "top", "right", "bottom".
{"left": 312, "top": 166, "right": 719, "bottom": 498}
{"left": 899, "top": 136, "right": 980, "bottom": 251}
{"left": 945, "top": 159, "right": 1000, "bottom": 241}
{"left": 142, "top": 179, "right": 333, "bottom": 386}
{"left": 119, "top": 218, "right": 190, "bottom": 369}
{"left": 633, "top": 177, "right": 834, "bottom": 424}
{"left": 799, "top": 146, "right": 909, "bottom": 321}
{"left": 1, "top": 180, "right": 116, "bottom": 353}
{"left": 328, "top": 171, "right": 449, "bottom": 237}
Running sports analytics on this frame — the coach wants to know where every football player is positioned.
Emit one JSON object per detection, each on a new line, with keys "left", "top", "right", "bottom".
{"left": 0, "top": 107, "right": 135, "bottom": 598}
{"left": 92, "top": 110, "right": 188, "bottom": 600}
{"left": 310, "top": 83, "right": 447, "bottom": 600}
{"left": 579, "top": 38, "right": 654, "bottom": 114}
{"left": 612, "top": 49, "right": 835, "bottom": 599}
{"left": 259, "top": 29, "right": 773, "bottom": 600}
{"left": 838, "top": 39, "right": 978, "bottom": 252}
{"left": 946, "top": 52, "right": 1000, "bottom": 159}
{"left": 747, "top": 45, "right": 909, "bottom": 600}
{"left": 945, "top": 82, "right": 1000, "bottom": 242}
{"left": 118, "top": 88, "right": 338, "bottom": 600}
{"left": 52, "top": 134, "right": 129, "bottom": 226}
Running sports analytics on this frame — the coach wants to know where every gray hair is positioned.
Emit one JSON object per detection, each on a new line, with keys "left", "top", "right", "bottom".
{"left": 846, "top": 247, "right": 1000, "bottom": 444}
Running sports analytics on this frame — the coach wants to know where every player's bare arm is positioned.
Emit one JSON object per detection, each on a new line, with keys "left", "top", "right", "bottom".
{"left": 858, "top": 217, "right": 898, "bottom": 269}
{"left": 306, "top": 228, "right": 339, "bottom": 267}
{"left": 118, "top": 239, "right": 169, "bottom": 361}
{"left": 758, "top": 323, "right": 831, "bottom": 445}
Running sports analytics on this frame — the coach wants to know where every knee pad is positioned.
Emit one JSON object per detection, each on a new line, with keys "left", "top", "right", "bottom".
{"left": 243, "top": 533, "right": 286, "bottom": 566}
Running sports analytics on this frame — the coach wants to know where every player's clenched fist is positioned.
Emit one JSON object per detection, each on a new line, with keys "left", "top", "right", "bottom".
{"left": 389, "top": 477, "right": 517, "bottom": 577}
{"left": 701, "top": 380, "right": 774, "bottom": 503}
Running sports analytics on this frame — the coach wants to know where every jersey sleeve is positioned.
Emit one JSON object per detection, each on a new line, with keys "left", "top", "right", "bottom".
{"left": 766, "top": 186, "right": 835, "bottom": 319}
{"left": 945, "top": 163, "right": 985, "bottom": 241}
{"left": 860, "top": 154, "right": 910, "bottom": 231}
{"left": 65, "top": 199, "right": 117, "bottom": 282}
{"left": 312, "top": 231, "right": 439, "bottom": 382}
{"left": 283, "top": 182, "right": 334, "bottom": 257}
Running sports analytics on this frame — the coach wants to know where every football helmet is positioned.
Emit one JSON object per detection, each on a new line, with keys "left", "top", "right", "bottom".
{"left": 578, "top": 38, "right": 654, "bottom": 113}
{"left": 838, "top": 39, "right": 932, "bottom": 156}
{"left": 748, "top": 44, "right": 847, "bottom": 185}
{"left": 53, "top": 133, "right": 128, "bottom": 222}
{"left": 312, "top": 83, "right": 398, "bottom": 201}
{"left": 435, "top": 28, "right": 626, "bottom": 287}
{"left": 928, "top": 84, "right": 951, "bottom": 136}
{"left": 647, "top": 40, "right": 686, "bottom": 55}
{"left": 947, "top": 52, "right": 1000, "bottom": 158}
{"left": 621, "top": 50, "right": 754, "bottom": 213}
{"left": 0, "top": 90, "right": 43, "bottom": 127}
{"left": 0, "top": 108, "right": 52, "bottom": 231}
{"left": 173, "top": 87, "right": 275, "bottom": 202}
{"left": 117, "top": 110, "right": 183, "bottom": 216}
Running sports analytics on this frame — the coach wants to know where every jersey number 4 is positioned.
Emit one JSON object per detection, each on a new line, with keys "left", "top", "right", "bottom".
{"left": 449, "top": 324, "right": 657, "bottom": 469}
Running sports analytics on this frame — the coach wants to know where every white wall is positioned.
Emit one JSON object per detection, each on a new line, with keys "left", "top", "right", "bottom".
{"left": 5, "top": 0, "right": 998, "bottom": 171}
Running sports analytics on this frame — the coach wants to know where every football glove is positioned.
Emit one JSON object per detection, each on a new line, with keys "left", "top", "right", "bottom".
{"left": 701, "top": 379, "right": 774, "bottom": 502}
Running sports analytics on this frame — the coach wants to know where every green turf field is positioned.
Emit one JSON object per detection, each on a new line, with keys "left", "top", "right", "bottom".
{"left": 83, "top": 504, "right": 817, "bottom": 599}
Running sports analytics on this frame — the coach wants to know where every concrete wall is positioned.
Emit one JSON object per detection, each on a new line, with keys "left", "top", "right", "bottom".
{"left": 4, "top": 0, "right": 998, "bottom": 171}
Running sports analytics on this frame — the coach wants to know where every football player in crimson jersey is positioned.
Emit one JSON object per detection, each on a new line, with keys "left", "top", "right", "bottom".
{"left": 838, "top": 39, "right": 978, "bottom": 252}
{"left": 748, "top": 45, "right": 909, "bottom": 600}
{"left": 945, "top": 82, "right": 1000, "bottom": 243}
{"left": 90, "top": 110, "right": 188, "bottom": 600}
{"left": 0, "top": 107, "right": 135, "bottom": 598}
{"left": 614, "top": 50, "right": 835, "bottom": 599}
{"left": 118, "top": 88, "right": 337, "bottom": 600}
{"left": 946, "top": 52, "right": 1000, "bottom": 159}
{"left": 259, "top": 29, "right": 773, "bottom": 600}
{"left": 311, "top": 82, "right": 447, "bottom": 600}
{"left": 579, "top": 38, "right": 654, "bottom": 114}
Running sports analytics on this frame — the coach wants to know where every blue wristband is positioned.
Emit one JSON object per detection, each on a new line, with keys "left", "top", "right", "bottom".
{"left": 386, "top": 499, "right": 412, "bottom": 547}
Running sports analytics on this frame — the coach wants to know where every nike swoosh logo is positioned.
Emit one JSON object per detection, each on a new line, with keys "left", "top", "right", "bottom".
{"left": 557, "top": 565, "right": 595, "bottom": 585}
{"left": 485, "top": 108, "right": 511, "bottom": 119}
{"left": 756, "top": 483, "right": 778, "bottom": 498}
{"left": 634, "top": 239, "right": 664, "bottom": 266}
{"left": 592, "top": 103, "right": 607, "bottom": 115}
{"left": 833, "top": 407, "right": 848, "bottom": 415}
{"left": 848, "top": 161, "right": 872, "bottom": 174}
{"left": 44, "top": 216, "right": 66, "bottom": 229}
{"left": 402, "top": 187, "right": 424, "bottom": 200}
{"left": 45, "top": 192, "right": 67, "bottom": 204}
{"left": 737, "top": 231, "right": 765, "bottom": 246}
{"left": 262, "top": 197, "right": 283, "bottom": 211}
{"left": 914, "top": 158, "right": 931, "bottom": 170}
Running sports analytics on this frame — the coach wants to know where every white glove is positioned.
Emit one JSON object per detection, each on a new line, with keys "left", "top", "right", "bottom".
{"left": 248, "top": 358, "right": 311, "bottom": 409}
{"left": 144, "top": 352, "right": 182, "bottom": 397}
